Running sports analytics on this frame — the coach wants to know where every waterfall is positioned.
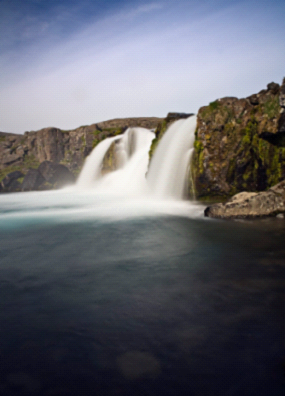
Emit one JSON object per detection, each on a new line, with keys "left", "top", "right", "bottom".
{"left": 76, "top": 135, "right": 120, "bottom": 188}
{"left": 76, "top": 115, "right": 196, "bottom": 200}
{"left": 147, "top": 115, "right": 196, "bottom": 199}
{"left": 76, "top": 127, "right": 155, "bottom": 195}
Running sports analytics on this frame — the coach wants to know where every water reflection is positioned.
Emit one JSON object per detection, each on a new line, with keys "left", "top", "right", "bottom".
{"left": 0, "top": 216, "right": 284, "bottom": 395}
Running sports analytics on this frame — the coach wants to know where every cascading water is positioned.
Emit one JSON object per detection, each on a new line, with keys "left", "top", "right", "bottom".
{"left": 76, "top": 127, "right": 155, "bottom": 195}
{"left": 147, "top": 115, "right": 197, "bottom": 199}
{"left": 76, "top": 135, "right": 120, "bottom": 189}
{"left": 0, "top": 115, "right": 204, "bottom": 226}
{"left": 76, "top": 115, "right": 196, "bottom": 200}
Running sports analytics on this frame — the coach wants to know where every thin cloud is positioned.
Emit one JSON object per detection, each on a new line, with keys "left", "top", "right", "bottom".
{"left": 0, "top": 0, "right": 284, "bottom": 133}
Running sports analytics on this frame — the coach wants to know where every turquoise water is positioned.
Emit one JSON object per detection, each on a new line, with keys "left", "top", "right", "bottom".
{"left": 0, "top": 193, "right": 284, "bottom": 395}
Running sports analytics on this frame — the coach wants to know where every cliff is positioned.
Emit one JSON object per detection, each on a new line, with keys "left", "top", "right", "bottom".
{"left": 0, "top": 117, "right": 162, "bottom": 192}
{"left": 191, "top": 80, "right": 285, "bottom": 201}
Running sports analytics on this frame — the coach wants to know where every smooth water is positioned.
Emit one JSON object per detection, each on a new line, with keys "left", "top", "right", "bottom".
{"left": 0, "top": 194, "right": 284, "bottom": 395}
{"left": 0, "top": 117, "right": 284, "bottom": 395}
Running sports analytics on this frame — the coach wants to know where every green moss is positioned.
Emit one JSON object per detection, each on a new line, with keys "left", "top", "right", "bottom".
{"left": 209, "top": 100, "right": 220, "bottom": 111}
{"left": 224, "top": 106, "right": 235, "bottom": 123}
{"left": 81, "top": 135, "right": 86, "bottom": 147}
{"left": 198, "top": 149, "right": 205, "bottom": 174}
{"left": 241, "top": 118, "right": 258, "bottom": 146}
{"left": 263, "top": 96, "right": 279, "bottom": 119}
{"left": 149, "top": 120, "right": 168, "bottom": 159}
{"left": 194, "top": 140, "right": 203, "bottom": 153}
{"left": 23, "top": 154, "right": 40, "bottom": 168}
{"left": 0, "top": 165, "right": 22, "bottom": 181}
{"left": 0, "top": 136, "right": 6, "bottom": 143}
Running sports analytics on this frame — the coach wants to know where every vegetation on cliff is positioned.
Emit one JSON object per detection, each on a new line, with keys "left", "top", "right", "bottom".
{"left": 191, "top": 80, "right": 285, "bottom": 201}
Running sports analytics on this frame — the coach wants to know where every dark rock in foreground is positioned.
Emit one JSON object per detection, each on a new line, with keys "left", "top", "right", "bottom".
{"left": 38, "top": 161, "right": 75, "bottom": 188}
{"left": 22, "top": 169, "right": 46, "bottom": 192}
{"left": 205, "top": 180, "right": 285, "bottom": 219}
{"left": 21, "top": 161, "right": 75, "bottom": 192}
{"left": 1, "top": 171, "right": 24, "bottom": 192}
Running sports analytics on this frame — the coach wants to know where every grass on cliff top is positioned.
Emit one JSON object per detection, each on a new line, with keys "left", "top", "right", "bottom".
{"left": 263, "top": 96, "right": 280, "bottom": 119}
{"left": 0, "top": 155, "right": 40, "bottom": 182}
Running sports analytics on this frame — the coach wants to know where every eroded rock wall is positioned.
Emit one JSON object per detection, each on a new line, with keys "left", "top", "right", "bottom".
{"left": 0, "top": 117, "right": 162, "bottom": 185}
{"left": 191, "top": 80, "right": 285, "bottom": 200}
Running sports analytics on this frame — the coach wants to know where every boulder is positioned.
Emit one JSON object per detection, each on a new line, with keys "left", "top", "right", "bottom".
{"left": 38, "top": 161, "right": 75, "bottom": 188}
{"left": 247, "top": 94, "right": 259, "bottom": 105}
{"left": 204, "top": 180, "right": 285, "bottom": 219}
{"left": 1, "top": 171, "right": 24, "bottom": 190}
{"left": 267, "top": 82, "right": 280, "bottom": 94}
{"left": 21, "top": 169, "right": 45, "bottom": 192}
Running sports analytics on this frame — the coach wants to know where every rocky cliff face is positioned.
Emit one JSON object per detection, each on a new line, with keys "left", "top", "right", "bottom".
{"left": 0, "top": 117, "right": 162, "bottom": 189}
{"left": 191, "top": 80, "right": 285, "bottom": 200}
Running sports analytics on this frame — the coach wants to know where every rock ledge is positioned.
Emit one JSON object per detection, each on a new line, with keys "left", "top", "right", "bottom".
{"left": 205, "top": 180, "right": 285, "bottom": 219}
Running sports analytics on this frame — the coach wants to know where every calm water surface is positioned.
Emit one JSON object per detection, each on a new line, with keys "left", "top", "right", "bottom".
{"left": 0, "top": 207, "right": 284, "bottom": 395}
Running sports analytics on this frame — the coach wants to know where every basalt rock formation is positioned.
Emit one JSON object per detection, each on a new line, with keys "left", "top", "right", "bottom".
{"left": 0, "top": 117, "right": 162, "bottom": 191}
{"left": 191, "top": 79, "right": 285, "bottom": 201}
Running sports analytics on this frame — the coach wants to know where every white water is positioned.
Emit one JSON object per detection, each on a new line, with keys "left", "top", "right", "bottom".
{"left": 0, "top": 116, "right": 205, "bottom": 228}
{"left": 77, "top": 116, "right": 197, "bottom": 200}
{"left": 147, "top": 115, "right": 197, "bottom": 199}
{"left": 76, "top": 127, "right": 155, "bottom": 195}
{"left": 76, "top": 135, "right": 120, "bottom": 188}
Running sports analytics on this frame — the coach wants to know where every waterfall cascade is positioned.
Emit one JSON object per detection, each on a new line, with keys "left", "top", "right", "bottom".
{"left": 76, "top": 115, "right": 197, "bottom": 199}
{"left": 76, "top": 127, "right": 155, "bottom": 195}
{"left": 147, "top": 115, "right": 196, "bottom": 199}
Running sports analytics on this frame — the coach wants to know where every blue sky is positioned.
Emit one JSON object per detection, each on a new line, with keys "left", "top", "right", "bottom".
{"left": 1, "top": 0, "right": 284, "bottom": 133}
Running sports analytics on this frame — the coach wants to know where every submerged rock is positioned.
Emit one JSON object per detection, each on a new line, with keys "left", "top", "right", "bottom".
{"left": 204, "top": 180, "right": 285, "bottom": 219}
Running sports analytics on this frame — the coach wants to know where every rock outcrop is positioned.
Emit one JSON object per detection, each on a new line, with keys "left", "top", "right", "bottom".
{"left": 191, "top": 80, "right": 285, "bottom": 200}
{"left": 205, "top": 180, "right": 285, "bottom": 219}
{"left": 1, "top": 161, "right": 75, "bottom": 192}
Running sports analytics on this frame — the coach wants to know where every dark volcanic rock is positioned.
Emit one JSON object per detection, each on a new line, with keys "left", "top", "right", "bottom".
{"left": 191, "top": 81, "right": 284, "bottom": 200}
{"left": 278, "top": 112, "right": 285, "bottom": 134}
{"left": 38, "top": 161, "right": 75, "bottom": 188}
{"left": 204, "top": 180, "right": 285, "bottom": 219}
{"left": 22, "top": 169, "right": 45, "bottom": 192}
{"left": 166, "top": 112, "right": 194, "bottom": 120}
{"left": 267, "top": 82, "right": 280, "bottom": 94}
{"left": 1, "top": 171, "right": 24, "bottom": 190}
{"left": 248, "top": 94, "right": 259, "bottom": 105}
